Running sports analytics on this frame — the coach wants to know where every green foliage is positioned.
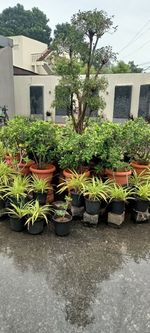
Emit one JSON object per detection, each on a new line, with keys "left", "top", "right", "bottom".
{"left": 0, "top": 4, "right": 51, "bottom": 44}
{"left": 30, "top": 176, "right": 51, "bottom": 193}
{"left": 83, "top": 177, "right": 109, "bottom": 201}
{"left": 57, "top": 170, "right": 89, "bottom": 194}
{"left": 129, "top": 170, "right": 150, "bottom": 187}
{"left": 0, "top": 161, "right": 15, "bottom": 185}
{"left": 52, "top": 9, "right": 116, "bottom": 133}
{"left": 108, "top": 183, "right": 134, "bottom": 201}
{"left": 0, "top": 116, "right": 31, "bottom": 158}
{"left": 25, "top": 200, "right": 51, "bottom": 226}
{"left": 7, "top": 201, "right": 29, "bottom": 219}
{"left": 56, "top": 126, "right": 96, "bottom": 170}
{"left": 27, "top": 120, "right": 57, "bottom": 169}
{"left": 5, "top": 175, "right": 30, "bottom": 202}
{"left": 122, "top": 118, "right": 150, "bottom": 163}
{"left": 54, "top": 196, "right": 71, "bottom": 218}
{"left": 133, "top": 183, "right": 150, "bottom": 200}
{"left": 110, "top": 60, "right": 143, "bottom": 73}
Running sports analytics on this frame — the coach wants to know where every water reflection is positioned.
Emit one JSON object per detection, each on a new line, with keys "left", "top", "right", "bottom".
{"left": 0, "top": 220, "right": 150, "bottom": 330}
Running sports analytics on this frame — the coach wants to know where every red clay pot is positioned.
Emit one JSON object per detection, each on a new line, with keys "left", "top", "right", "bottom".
{"left": 130, "top": 161, "right": 150, "bottom": 175}
{"left": 105, "top": 168, "right": 132, "bottom": 186}
{"left": 30, "top": 164, "right": 56, "bottom": 183}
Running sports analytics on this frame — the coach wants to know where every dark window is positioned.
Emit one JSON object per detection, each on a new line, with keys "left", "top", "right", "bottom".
{"left": 55, "top": 86, "right": 70, "bottom": 116}
{"left": 138, "top": 85, "right": 150, "bottom": 119}
{"left": 30, "top": 86, "right": 44, "bottom": 119}
{"left": 113, "top": 86, "right": 132, "bottom": 119}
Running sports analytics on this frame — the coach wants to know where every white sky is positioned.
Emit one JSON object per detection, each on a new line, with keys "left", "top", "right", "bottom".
{"left": 0, "top": 0, "right": 150, "bottom": 70}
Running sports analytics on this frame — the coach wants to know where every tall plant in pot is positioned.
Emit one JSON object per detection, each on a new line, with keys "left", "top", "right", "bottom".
{"left": 104, "top": 123, "right": 132, "bottom": 185}
{"left": 0, "top": 116, "right": 34, "bottom": 174}
{"left": 28, "top": 121, "right": 56, "bottom": 182}
{"left": 56, "top": 126, "right": 96, "bottom": 177}
{"left": 83, "top": 177, "right": 109, "bottom": 215}
{"left": 122, "top": 118, "right": 150, "bottom": 174}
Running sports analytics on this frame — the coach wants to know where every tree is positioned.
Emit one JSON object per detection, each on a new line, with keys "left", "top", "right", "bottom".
{"left": 52, "top": 9, "right": 116, "bottom": 134}
{"left": 110, "top": 60, "right": 143, "bottom": 73}
{"left": 128, "top": 61, "right": 143, "bottom": 73}
{"left": 0, "top": 3, "right": 51, "bottom": 45}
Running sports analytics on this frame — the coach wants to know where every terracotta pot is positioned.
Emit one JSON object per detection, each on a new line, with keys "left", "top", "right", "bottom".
{"left": 18, "top": 160, "right": 35, "bottom": 176}
{"left": 105, "top": 168, "right": 132, "bottom": 186}
{"left": 63, "top": 169, "right": 90, "bottom": 179}
{"left": 130, "top": 161, "right": 150, "bottom": 175}
{"left": 30, "top": 164, "right": 56, "bottom": 183}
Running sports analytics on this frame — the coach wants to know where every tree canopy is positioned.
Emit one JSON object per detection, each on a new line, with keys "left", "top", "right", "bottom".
{"left": 0, "top": 3, "right": 51, "bottom": 45}
{"left": 52, "top": 9, "right": 117, "bottom": 133}
{"left": 110, "top": 60, "right": 143, "bottom": 73}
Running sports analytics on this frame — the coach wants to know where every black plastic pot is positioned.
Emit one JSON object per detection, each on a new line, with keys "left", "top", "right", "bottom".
{"left": 28, "top": 219, "right": 44, "bottom": 235}
{"left": 33, "top": 191, "right": 47, "bottom": 205}
{"left": 70, "top": 191, "right": 84, "bottom": 207}
{"left": 9, "top": 217, "right": 25, "bottom": 232}
{"left": 109, "top": 200, "right": 125, "bottom": 215}
{"left": 133, "top": 198, "right": 149, "bottom": 212}
{"left": 53, "top": 213, "right": 72, "bottom": 236}
{"left": 85, "top": 198, "right": 101, "bottom": 215}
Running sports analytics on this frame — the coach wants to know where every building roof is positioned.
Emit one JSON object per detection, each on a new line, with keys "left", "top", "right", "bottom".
{"left": 13, "top": 66, "right": 39, "bottom": 76}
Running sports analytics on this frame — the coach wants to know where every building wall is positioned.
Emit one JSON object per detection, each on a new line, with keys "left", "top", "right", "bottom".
{"left": 14, "top": 73, "right": 150, "bottom": 121}
{"left": 14, "top": 75, "right": 59, "bottom": 121}
{"left": 0, "top": 39, "right": 15, "bottom": 117}
{"left": 11, "top": 36, "right": 47, "bottom": 73}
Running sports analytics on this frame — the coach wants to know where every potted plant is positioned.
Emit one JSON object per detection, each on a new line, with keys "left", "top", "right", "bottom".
{"left": 56, "top": 127, "right": 92, "bottom": 178}
{"left": 0, "top": 116, "right": 32, "bottom": 170}
{"left": 30, "top": 175, "right": 51, "bottom": 205}
{"left": 25, "top": 200, "right": 51, "bottom": 235}
{"left": 123, "top": 118, "right": 150, "bottom": 174}
{"left": 132, "top": 183, "right": 150, "bottom": 212}
{"left": 5, "top": 175, "right": 30, "bottom": 205}
{"left": 53, "top": 199, "right": 72, "bottom": 236}
{"left": 57, "top": 170, "right": 89, "bottom": 207}
{"left": 83, "top": 177, "right": 109, "bottom": 215}
{"left": 28, "top": 121, "right": 56, "bottom": 182}
{"left": 105, "top": 146, "right": 132, "bottom": 186}
{"left": 107, "top": 183, "right": 134, "bottom": 215}
{"left": 7, "top": 201, "right": 29, "bottom": 232}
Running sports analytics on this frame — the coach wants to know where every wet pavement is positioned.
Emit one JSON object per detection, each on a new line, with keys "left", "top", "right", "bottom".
{"left": 0, "top": 217, "right": 150, "bottom": 333}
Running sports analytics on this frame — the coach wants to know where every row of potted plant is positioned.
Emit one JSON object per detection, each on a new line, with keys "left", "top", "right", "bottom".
{"left": 58, "top": 170, "right": 150, "bottom": 216}
{"left": 0, "top": 158, "right": 149, "bottom": 236}
{"left": 0, "top": 117, "right": 149, "bottom": 187}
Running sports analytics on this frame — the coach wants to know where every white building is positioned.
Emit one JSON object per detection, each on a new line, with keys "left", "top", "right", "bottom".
{"left": 1, "top": 34, "right": 150, "bottom": 122}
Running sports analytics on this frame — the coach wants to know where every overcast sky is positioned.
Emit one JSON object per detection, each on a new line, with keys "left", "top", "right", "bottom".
{"left": 1, "top": 0, "right": 150, "bottom": 70}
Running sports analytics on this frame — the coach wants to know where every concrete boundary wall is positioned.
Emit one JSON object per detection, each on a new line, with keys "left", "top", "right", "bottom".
{"left": 14, "top": 73, "right": 150, "bottom": 121}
